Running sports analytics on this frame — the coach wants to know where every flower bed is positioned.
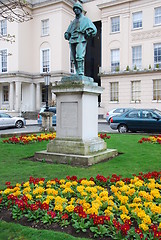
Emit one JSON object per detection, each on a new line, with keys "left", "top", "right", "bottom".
{"left": 2, "top": 133, "right": 56, "bottom": 144}
{"left": 3, "top": 133, "right": 110, "bottom": 144}
{"left": 138, "top": 135, "right": 161, "bottom": 144}
{"left": 0, "top": 171, "right": 161, "bottom": 239}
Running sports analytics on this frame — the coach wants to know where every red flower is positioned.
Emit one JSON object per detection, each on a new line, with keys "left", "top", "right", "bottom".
{"left": 5, "top": 181, "right": 11, "bottom": 185}
{"left": 61, "top": 213, "right": 68, "bottom": 220}
{"left": 47, "top": 210, "right": 56, "bottom": 218}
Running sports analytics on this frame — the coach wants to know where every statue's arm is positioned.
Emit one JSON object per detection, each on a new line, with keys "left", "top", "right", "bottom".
{"left": 64, "top": 32, "right": 70, "bottom": 40}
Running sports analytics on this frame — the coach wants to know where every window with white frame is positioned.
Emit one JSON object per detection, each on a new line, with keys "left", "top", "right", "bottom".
{"left": 0, "top": 49, "right": 7, "bottom": 72}
{"left": 3, "top": 85, "right": 9, "bottom": 102}
{"left": 0, "top": 19, "right": 7, "bottom": 36}
{"left": 132, "top": 46, "right": 142, "bottom": 70}
{"left": 111, "top": 49, "right": 120, "bottom": 72}
{"left": 153, "top": 79, "right": 161, "bottom": 101}
{"left": 155, "top": 7, "right": 161, "bottom": 25}
{"left": 132, "top": 11, "right": 142, "bottom": 29}
{"left": 154, "top": 43, "right": 161, "bottom": 68}
{"left": 131, "top": 81, "right": 141, "bottom": 102}
{"left": 41, "top": 49, "right": 50, "bottom": 73}
{"left": 41, "top": 19, "right": 49, "bottom": 36}
{"left": 111, "top": 16, "right": 120, "bottom": 33}
{"left": 110, "top": 82, "right": 119, "bottom": 102}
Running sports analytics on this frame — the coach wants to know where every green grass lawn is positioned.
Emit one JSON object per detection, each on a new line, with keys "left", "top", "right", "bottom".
{"left": 0, "top": 133, "right": 161, "bottom": 239}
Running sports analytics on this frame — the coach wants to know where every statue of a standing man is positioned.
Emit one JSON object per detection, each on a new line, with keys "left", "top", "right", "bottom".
{"left": 64, "top": 2, "right": 97, "bottom": 75}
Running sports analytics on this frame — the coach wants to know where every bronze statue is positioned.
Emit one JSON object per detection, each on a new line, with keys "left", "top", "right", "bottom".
{"left": 64, "top": 2, "right": 97, "bottom": 75}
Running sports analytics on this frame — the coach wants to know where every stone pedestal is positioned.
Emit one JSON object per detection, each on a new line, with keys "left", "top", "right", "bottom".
{"left": 40, "top": 111, "right": 54, "bottom": 132}
{"left": 35, "top": 76, "right": 117, "bottom": 166}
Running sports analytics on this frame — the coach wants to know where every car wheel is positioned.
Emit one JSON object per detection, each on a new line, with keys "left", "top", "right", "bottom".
{"left": 118, "top": 124, "right": 128, "bottom": 133}
{"left": 15, "top": 120, "right": 23, "bottom": 128}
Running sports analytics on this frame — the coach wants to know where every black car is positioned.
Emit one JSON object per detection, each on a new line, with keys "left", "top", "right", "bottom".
{"left": 110, "top": 109, "right": 161, "bottom": 133}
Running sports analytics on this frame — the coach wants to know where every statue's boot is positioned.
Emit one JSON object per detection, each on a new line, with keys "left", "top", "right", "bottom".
{"left": 76, "top": 61, "right": 84, "bottom": 75}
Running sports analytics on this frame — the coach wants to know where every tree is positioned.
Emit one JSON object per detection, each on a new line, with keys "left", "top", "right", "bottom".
{"left": 0, "top": 0, "right": 32, "bottom": 43}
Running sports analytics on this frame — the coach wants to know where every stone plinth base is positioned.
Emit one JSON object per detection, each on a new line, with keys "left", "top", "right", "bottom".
{"left": 34, "top": 148, "right": 118, "bottom": 167}
{"left": 34, "top": 76, "right": 118, "bottom": 166}
{"left": 47, "top": 137, "right": 106, "bottom": 155}
{"left": 40, "top": 111, "right": 54, "bottom": 132}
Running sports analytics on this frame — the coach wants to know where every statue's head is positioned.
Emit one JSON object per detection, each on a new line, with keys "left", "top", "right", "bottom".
{"left": 73, "top": 2, "right": 83, "bottom": 12}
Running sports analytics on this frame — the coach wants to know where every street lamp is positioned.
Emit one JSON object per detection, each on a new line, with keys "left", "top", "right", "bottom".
{"left": 44, "top": 72, "right": 50, "bottom": 112}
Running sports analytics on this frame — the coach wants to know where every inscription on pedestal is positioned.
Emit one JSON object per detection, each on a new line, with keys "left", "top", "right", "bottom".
{"left": 60, "top": 102, "right": 78, "bottom": 129}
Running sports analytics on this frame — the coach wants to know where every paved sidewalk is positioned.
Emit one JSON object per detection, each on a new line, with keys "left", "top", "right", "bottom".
{"left": 26, "top": 119, "right": 107, "bottom": 126}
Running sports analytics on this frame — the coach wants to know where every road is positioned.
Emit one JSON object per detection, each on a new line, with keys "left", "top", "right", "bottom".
{"left": 0, "top": 123, "right": 117, "bottom": 136}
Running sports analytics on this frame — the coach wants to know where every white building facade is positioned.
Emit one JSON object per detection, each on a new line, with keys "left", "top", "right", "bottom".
{"left": 0, "top": 0, "right": 161, "bottom": 116}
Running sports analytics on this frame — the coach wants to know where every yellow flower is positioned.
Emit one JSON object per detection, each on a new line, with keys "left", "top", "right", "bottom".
{"left": 104, "top": 209, "right": 113, "bottom": 217}
{"left": 120, "top": 196, "right": 129, "bottom": 204}
{"left": 150, "top": 189, "right": 160, "bottom": 198}
{"left": 38, "top": 181, "right": 44, "bottom": 186}
{"left": 120, "top": 214, "right": 130, "bottom": 222}
{"left": 137, "top": 209, "right": 146, "bottom": 219}
{"left": 71, "top": 181, "right": 78, "bottom": 186}
{"left": 65, "top": 204, "right": 75, "bottom": 212}
{"left": 119, "top": 205, "right": 128, "bottom": 214}
{"left": 54, "top": 204, "right": 63, "bottom": 212}
{"left": 13, "top": 191, "right": 21, "bottom": 196}
{"left": 159, "top": 222, "right": 161, "bottom": 229}
{"left": 111, "top": 185, "right": 118, "bottom": 193}
{"left": 23, "top": 187, "right": 31, "bottom": 194}
{"left": 62, "top": 187, "right": 74, "bottom": 194}
{"left": 25, "top": 193, "right": 32, "bottom": 200}
{"left": 3, "top": 188, "right": 13, "bottom": 195}
{"left": 60, "top": 179, "right": 66, "bottom": 184}
{"left": 139, "top": 223, "right": 149, "bottom": 231}
{"left": 142, "top": 215, "right": 151, "bottom": 225}
{"left": 133, "top": 197, "right": 142, "bottom": 203}
{"left": 36, "top": 195, "right": 42, "bottom": 199}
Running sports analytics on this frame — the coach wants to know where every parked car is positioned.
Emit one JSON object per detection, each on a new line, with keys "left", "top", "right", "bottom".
{"left": 110, "top": 109, "right": 161, "bottom": 133}
{"left": 0, "top": 113, "right": 26, "bottom": 129}
{"left": 37, "top": 107, "right": 56, "bottom": 125}
{"left": 106, "top": 108, "right": 133, "bottom": 124}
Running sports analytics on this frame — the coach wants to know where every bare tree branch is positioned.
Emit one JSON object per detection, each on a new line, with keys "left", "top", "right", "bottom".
{"left": 0, "top": 33, "right": 15, "bottom": 43}
{"left": 0, "top": 0, "right": 32, "bottom": 23}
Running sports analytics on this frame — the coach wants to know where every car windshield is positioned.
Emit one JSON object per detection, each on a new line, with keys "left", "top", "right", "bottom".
{"left": 154, "top": 109, "right": 161, "bottom": 116}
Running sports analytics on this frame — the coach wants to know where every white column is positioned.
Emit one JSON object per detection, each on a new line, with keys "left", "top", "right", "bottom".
{"left": 51, "top": 83, "right": 56, "bottom": 105}
{"left": 15, "top": 81, "right": 21, "bottom": 112}
{"left": 30, "top": 83, "right": 36, "bottom": 111}
{"left": 9, "top": 82, "right": 14, "bottom": 110}
{"left": 36, "top": 83, "right": 41, "bottom": 111}
{"left": 101, "top": 17, "right": 109, "bottom": 72}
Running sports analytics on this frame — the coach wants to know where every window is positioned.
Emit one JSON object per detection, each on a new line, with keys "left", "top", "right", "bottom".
{"left": 132, "top": 11, "right": 142, "bottom": 29}
{"left": 0, "top": 19, "right": 7, "bottom": 36}
{"left": 132, "top": 46, "right": 142, "bottom": 69}
{"left": 111, "top": 16, "right": 120, "bottom": 33}
{"left": 41, "top": 19, "right": 49, "bottom": 36}
{"left": 155, "top": 7, "right": 161, "bottom": 25}
{"left": 131, "top": 81, "right": 141, "bottom": 102}
{"left": 127, "top": 110, "right": 141, "bottom": 118}
{"left": 0, "top": 49, "right": 7, "bottom": 72}
{"left": 41, "top": 49, "right": 50, "bottom": 73}
{"left": 153, "top": 79, "right": 161, "bottom": 101}
{"left": 110, "top": 82, "right": 119, "bottom": 102}
{"left": 3, "top": 86, "right": 9, "bottom": 102}
{"left": 154, "top": 43, "right": 161, "bottom": 68}
{"left": 111, "top": 49, "right": 120, "bottom": 72}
